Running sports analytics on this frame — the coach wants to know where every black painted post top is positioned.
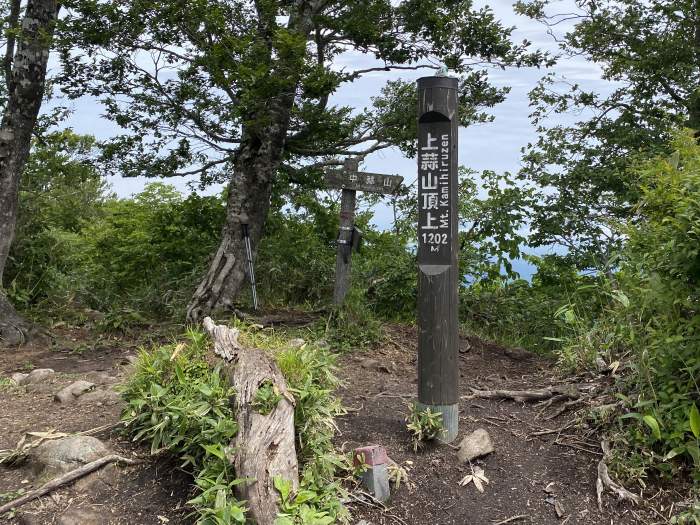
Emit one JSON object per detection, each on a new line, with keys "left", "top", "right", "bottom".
{"left": 418, "top": 76, "right": 458, "bottom": 120}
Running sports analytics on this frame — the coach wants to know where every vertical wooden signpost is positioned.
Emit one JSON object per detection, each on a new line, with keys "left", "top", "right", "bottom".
{"left": 325, "top": 158, "right": 403, "bottom": 305}
{"left": 416, "top": 76, "right": 459, "bottom": 443}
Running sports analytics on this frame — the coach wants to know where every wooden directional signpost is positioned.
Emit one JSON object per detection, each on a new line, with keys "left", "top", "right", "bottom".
{"left": 325, "top": 158, "right": 403, "bottom": 305}
{"left": 416, "top": 76, "right": 459, "bottom": 443}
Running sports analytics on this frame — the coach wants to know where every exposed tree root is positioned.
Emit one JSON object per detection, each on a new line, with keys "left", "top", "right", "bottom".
{"left": 0, "top": 293, "right": 30, "bottom": 346}
{"left": 596, "top": 440, "right": 641, "bottom": 510}
{"left": 0, "top": 454, "right": 143, "bottom": 515}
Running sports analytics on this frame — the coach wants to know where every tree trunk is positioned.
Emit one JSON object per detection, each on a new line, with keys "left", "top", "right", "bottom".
{"left": 202, "top": 317, "right": 299, "bottom": 525}
{"left": 0, "top": 0, "right": 59, "bottom": 345}
{"left": 186, "top": 137, "right": 279, "bottom": 322}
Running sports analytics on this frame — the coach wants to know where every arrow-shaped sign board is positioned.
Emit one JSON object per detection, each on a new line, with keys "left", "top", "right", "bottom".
{"left": 324, "top": 170, "right": 403, "bottom": 195}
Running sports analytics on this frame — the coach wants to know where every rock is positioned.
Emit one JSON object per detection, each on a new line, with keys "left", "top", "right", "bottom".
{"left": 79, "top": 388, "right": 122, "bottom": 406}
{"left": 356, "top": 521, "right": 373, "bottom": 525}
{"left": 25, "top": 383, "right": 55, "bottom": 395}
{"left": 29, "top": 436, "right": 110, "bottom": 478}
{"left": 54, "top": 380, "right": 95, "bottom": 404}
{"left": 28, "top": 436, "right": 116, "bottom": 491}
{"left": 316, "top": 339, "right": 331, "bottom": 350}
{"left": 58, "top": 507, "right": 108, "bottom": 525}
{"left": 21, "top": 368, "right": 55, "bottom": 385}
{"left": 360, "top": 358, "right": 379, "bottom": 370}
{"left": 457, "top": 428, "right": 495, "bottom": 463}
{"left": 84, "top": 371, "right": 119, "bottom": 385}
{"left": 10, "top": 372, "right": 28, "bottom": 384}
{"left": 288, "top": 338, "right": 306, "bottom": 348}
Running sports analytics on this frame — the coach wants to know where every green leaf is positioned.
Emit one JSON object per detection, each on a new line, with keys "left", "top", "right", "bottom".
{"left": 643, "top": 415, "right": 661, "bottom": 440}
{"left": 686, "top": 443, "right": 700, "bottom": 466}
{"left": 202, "top": 443, "right": 225, "bottom": 460}
{"left": 689, "top": 403, "right": 700, "bottom": 439}
{"left": 273, "top": 476, "right": 291, "bottom": 502}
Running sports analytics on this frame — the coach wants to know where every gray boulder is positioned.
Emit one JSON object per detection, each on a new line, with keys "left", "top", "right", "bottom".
{"left": 20, "top": 368, "right": 55, "bottom": 385}
{"left": 28, "top": 436, "right": 116, "bottom": 491}
{"left": 54, "top": 380, "right": 95, "bottom": 404}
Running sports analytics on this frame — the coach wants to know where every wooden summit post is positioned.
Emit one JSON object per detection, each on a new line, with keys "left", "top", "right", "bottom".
{"left": 325, "top": 158, "right": 403, "bottom": 305}
{"left": 416, "top": 75, "right": 459, "bottom": 443}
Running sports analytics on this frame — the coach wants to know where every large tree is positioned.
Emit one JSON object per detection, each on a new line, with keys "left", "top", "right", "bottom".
{"left": 0, "top": 0, "right": 60, "bottom": 344}
{"left": 58, "top": 0, "right": 549, "bottom": 321}
{"left": 516, "top": 0, "right": 700, "bottom": 270}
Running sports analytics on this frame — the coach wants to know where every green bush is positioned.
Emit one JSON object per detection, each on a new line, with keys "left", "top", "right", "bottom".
{"left": 554, "top": 131, "right": 700, "bottom": 482}
{"left": 4, "top": 131, "right": 107, "bottom": 310}
{"left": 460, "top": 255, "right": 605, "bottom": 354}
{"left": 81, "top": 183, "right": 225, "bottom": 317}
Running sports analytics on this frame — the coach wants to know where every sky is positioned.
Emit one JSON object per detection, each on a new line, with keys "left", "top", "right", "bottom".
{"left": 49, "top": 0, "right": 613, "bottom": 278}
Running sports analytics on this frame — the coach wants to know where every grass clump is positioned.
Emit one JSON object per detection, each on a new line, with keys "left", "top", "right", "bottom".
{"left": 121, "top": 324, "right": 348, "bottom": 525}
{"left": 405, "top": 403, "right": 445, "bottom": 452}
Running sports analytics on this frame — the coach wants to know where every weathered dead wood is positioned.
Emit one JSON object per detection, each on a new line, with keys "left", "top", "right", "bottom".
{"left": 596, "top": 440, "right": 641, "bottom": 510}
{"left": 0, "top": 454, "right": 142, "bottom": 515}
{"left": 464, "top": 386, "right": 579, "bottom": 403}
{"left": 203, "top": 317, "right": 298, "bottom": 525}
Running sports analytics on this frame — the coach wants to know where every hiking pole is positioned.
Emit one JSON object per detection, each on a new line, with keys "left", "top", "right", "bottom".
{"left": 241, "top": 223, "right": 259, "bottom": 310}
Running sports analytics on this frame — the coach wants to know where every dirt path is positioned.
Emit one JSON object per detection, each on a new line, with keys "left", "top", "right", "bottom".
{"left": 0, "top": 323, "right": 657, "bottom": 524}
{"left": 335, "top": 325, "right": 657, "bottom": 525}
{"left": 0, "top": 328, "right": 191, "bottom": 525}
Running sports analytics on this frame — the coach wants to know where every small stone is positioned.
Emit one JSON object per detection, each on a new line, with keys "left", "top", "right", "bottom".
{"left": 84, "top": 371, "right": 119, "bottom": 385}
{"left": 79, "top": 388, "right": 122, "bottom": 405}
{"left": 360, "top": 358, "right": 379, "bottom": 370}
{"left": 316, "top": 339, "right": 330, "bottom": 350}
{"left": 29, "top": 436, "right": 117, "bottom": 492}
{"left": 457, "top": 428, "right": 495, "bottom": 463}
{"left": 10, "top": 372, "right": 28, "bottom": 385}
{"left": 288, "top": 338, "right": 305, "bottom": 348}
{"left": 58, "top": 507, "right": 107, "bottom": 525}
{"left": 356, "top": 521, "right": 373, "bottom": 525}
{"left": 54, "top": 380, "right": 95, "bottom": 404}
{"left": 21, "top": 368, "right": 55, "bottom": 385}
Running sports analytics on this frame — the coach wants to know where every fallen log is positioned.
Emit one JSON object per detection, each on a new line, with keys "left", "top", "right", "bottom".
{"left": 203, "top": 317, "right": 298, "bottom": 525}
{"left": 464, "top": 386, "right": 579, "bottom": 403}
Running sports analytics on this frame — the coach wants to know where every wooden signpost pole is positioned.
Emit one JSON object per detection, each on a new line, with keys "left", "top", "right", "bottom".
{"left": 333, "top": 159, "right": 359, "bottom": 305}
{"left": 416, "top": 76, "right": 459, "bottom": 443}
{"left": 325, "top": 158, "right": 403, "bottom": 306}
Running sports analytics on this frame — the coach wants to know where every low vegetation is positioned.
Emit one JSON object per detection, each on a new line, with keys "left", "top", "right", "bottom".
{"left": 121, "top": 324, "right": 348, "bottom": 524}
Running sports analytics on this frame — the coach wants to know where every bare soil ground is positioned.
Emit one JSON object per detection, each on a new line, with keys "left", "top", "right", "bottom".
{"left": 0, "top": 321, "right": 669, "bottom": 524}
{"left": 336, "top": 325, "right": 664, "bottom": 525}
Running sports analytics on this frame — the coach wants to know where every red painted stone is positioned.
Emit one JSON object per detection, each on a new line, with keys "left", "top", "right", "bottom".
{"left": 353, "top": 445, "right": 388, "bottom": 466}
